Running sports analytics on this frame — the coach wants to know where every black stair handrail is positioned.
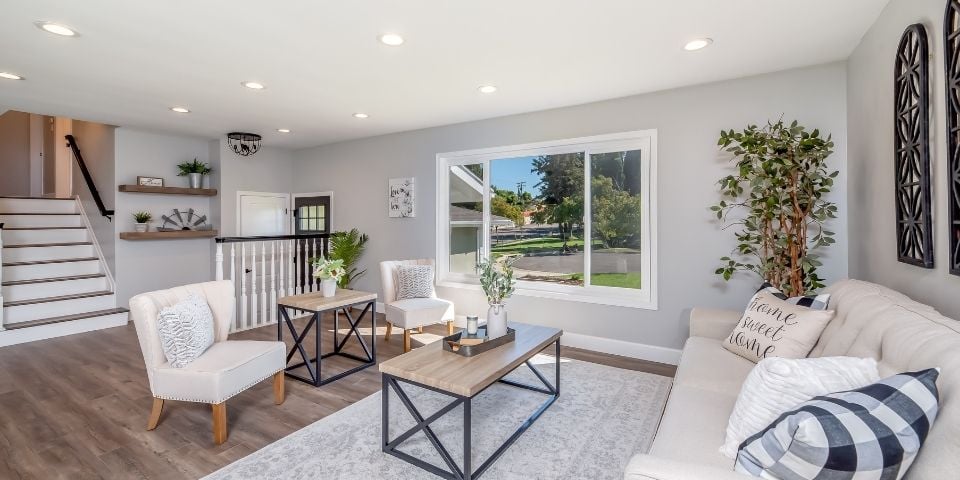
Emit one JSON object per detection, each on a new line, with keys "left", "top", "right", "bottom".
{"left": 215, "top": 233, "right": 330, "bottom": 244}
{"left": 65, "top": 134, "right": 114, "bottom": 220}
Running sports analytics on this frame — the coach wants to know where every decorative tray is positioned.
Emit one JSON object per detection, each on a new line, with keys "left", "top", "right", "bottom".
{"left": 442, "top": 327, "right": 516, "bottom": 357}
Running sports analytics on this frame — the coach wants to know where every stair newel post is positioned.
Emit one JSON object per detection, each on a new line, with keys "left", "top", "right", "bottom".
{"left": 259, "top": 242, "right": 268, "bottom": 327}
{"left": 269, "top": 242, "right": 277, "bottom": 324}
{"left": 240, "top": 243, "right": 247, "bottom": 332}
{"left": 250, "top": 242, "right": 259, "bottom": 330}
{"left": 215, "top": 243, "right": 224, "bottom": 281}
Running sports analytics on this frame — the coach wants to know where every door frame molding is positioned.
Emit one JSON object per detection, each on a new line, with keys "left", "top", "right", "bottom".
{"left": 236, "top": 190, "right": 292, "bottom": 236}
{"left": 291, "top": 191, "right": 333, "bottom": 233}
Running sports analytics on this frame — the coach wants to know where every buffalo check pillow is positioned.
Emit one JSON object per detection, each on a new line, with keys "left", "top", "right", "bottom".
{"left": 757, "top": 282, "right": 831, "bottom": 310}
{"left": 736, "top": 368, "right": 941, "bottom": 480}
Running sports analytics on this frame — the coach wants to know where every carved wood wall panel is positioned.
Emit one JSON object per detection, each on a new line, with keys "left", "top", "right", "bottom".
{"left": 894, "top": 23, "right": 934, "bottom": 268}
{"left": 946, "top": 1, "right": 960, "bottom": 274}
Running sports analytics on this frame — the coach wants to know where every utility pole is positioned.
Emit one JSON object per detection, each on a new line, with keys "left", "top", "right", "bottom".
{"left": 516, "top": 181, "right": 526, "bottom": 240}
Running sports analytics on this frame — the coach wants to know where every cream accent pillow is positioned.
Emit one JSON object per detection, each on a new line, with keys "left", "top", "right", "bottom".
{"left": 723, "top": 290, "right": 835, "bottom": 363}
{"left": 719, "top": 356, "right": 880, "bottom": 459}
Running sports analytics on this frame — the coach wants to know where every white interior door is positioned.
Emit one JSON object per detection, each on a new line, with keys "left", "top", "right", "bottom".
{"left": 239, "top": 192, "right": 289, "bottom": 236}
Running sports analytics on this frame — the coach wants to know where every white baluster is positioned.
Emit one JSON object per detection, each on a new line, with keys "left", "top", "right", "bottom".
{"left": 250, "top": 242, "right": 259, "bottom": 330}
{"left": 240, "top": 243, "right": 247, "bottom": 332}
{"left": 294, "top": 239, "right": 302, "bottom": 294}
{"left": 215, "top": 243, "right": 224, "bottom": 281}
{"left": 260, "top": 242, "right": 268, "bottom": 326}
{"left": 278, "top": 240, "right": 285, "bottom": 304}
{"left": 270, "top": 242, "right": 277, "bottom": 324}
{"left": 230, "top": 244, "right": 237, "bottom": 332}
{"left": 287, "top": 240, "right": 297, "bottom": 296}
{"left": 307, "top": 238, "right": 315, "bottom": 292}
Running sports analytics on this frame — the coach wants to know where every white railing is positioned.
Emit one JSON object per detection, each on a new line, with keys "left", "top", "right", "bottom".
{"left": 215, "top": 234, "right": 329, "bottom": 333}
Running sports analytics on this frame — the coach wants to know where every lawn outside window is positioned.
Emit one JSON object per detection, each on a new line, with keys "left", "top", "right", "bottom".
{"left": 436, "top": 130, "right": 658, "bottom": 309}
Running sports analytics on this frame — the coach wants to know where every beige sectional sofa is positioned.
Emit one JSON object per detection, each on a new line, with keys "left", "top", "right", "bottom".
{"left": 624, "top": 279, "right": 960, "bottom": 479}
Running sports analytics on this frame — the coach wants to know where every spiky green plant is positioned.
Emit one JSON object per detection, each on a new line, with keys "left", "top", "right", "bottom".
{"left": 328, "top": 228, "right": 369, "bottom": 288}
{"left": 133, "top": 211, "right": 152, "bottom": 223}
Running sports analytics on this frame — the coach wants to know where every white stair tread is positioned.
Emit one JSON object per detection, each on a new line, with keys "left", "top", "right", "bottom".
{"left": 3, "top": 241, "right": 92, "bottom": 248}
{"left": 2, "top": 257, "right": 99, "bottom": 267}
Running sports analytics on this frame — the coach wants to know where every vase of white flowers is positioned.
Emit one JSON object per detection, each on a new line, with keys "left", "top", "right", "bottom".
{"left": 478, "top": 258, "right": 516, "bottom": 339}
{"left": 312, "top": 257, "right": 346, "bottom": 298}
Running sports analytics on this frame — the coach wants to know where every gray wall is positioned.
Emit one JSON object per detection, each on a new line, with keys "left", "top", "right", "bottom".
{"left": 847, "top": 0, "right": 960, "bottom": 317}
{"left": 292, "top": 62, "right": 850, "bottom": 356}
{"left": 217, "top": 140, "right": 295, "bottom": 237}
{"left": 71, "top": 120, "right": 117, "bottom": 271}
{"left": 114, "top": 129, "right": 217, "bottom": 304}
{"left": 0, "top": 110, "right": 31, "bottom": 196}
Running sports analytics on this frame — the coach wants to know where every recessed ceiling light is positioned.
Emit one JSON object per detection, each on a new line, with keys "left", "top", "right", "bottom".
{"left": 353, "top": 113, "right": 369, "bottom": 119}
{"left": 170, "top": 106, "right": 190, "bottom": 113}
{"left": 379, "top": 33, "right": 404, "bottom": 46}
{"left": 242, "top": 81, "right": 265, "bottom": 90}
{"left": 478, "top": 85, "right": 498, "bottom": 94}
{"left": 684, "top": 38, "right": 713, "bottom": 51}
{"left": 35, "top": 21, "right": 78, "bottom": 37}
{"left": 0, "top": 72, "right": 24, "bottom": 80}
{"left": 277, "top": 128, "right": 291, "bottom": 133}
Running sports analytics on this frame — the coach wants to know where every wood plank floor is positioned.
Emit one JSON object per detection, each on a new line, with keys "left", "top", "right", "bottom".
{"left": 0, "top": 313, "right": 675, "bottom": 479}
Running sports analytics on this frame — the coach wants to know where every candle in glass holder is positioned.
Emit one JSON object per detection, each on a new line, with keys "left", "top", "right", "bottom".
{"left": 466, "top": 315, "right": 479, "bottom": 335}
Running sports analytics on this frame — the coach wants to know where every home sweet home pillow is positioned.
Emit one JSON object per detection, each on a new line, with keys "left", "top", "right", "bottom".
{"left": 723, "top": 290, "right": 835, "bottom": 363}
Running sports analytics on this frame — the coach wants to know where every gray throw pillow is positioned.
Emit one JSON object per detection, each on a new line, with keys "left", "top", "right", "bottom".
{"left": 157, "top": 294, "right": 216, "bottom": 368}
{"left": 397, "top": 265, "right": 434, "bottom": 299}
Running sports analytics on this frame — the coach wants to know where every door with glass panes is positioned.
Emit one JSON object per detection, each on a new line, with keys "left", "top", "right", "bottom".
{"left": 294, "top": 195, "right": 330, "bottom": 234}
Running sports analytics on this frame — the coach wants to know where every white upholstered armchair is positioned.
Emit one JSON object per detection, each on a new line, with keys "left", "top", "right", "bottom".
{"left": 380, "top": 259, "right": 455, "bottom": 352}
{"left": 128, "top": 280, "right": 286, "bottom": 445}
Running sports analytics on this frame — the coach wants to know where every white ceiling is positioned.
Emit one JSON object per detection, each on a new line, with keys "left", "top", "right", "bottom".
{"left": 0, "top": 0, "right": 888, "bottom": 149}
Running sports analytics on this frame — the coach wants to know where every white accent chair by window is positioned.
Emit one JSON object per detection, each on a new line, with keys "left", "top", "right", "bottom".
{"left": 128, "top": 280, "right": 286, "bottom": 445}
{"left": 380, "top": 259, "right": 455, "bottom": 352}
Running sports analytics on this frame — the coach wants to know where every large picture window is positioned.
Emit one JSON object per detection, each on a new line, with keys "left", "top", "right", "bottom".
{"left": 436, "top": 130, "right": 657, "bottom": 309}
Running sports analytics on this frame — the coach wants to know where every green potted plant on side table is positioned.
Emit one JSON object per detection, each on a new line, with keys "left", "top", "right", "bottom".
{"left": 176, "top": 158, "right": 213, "bottom": 188}
{"left": 477, "top": 258, "right": 516, "bottom": 339}
{"left": 133, "top": 211, "right": 152, "bottom": 232}
{"left": 312, "top": 257, "right": 346, "bottom": 298}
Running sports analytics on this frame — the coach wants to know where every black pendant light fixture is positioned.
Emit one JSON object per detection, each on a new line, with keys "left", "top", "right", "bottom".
{"left": 227, "top": 132, "right": 262, "bottom": 157}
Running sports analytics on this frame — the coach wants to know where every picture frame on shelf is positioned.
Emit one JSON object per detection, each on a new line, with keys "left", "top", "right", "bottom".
{"left": 137, "top": 176, "right": 165, "bottom": 187}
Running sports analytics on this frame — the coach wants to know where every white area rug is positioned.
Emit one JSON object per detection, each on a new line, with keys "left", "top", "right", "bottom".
{"left": 205, "top": 356, "right": 671, "bottom": 480}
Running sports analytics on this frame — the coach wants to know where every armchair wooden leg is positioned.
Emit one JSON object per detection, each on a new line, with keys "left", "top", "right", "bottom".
{"left": 385, "top": 322, "right": 393, "bottom": 341}
{"left": 447, "top": 320, "right": 454, "bottom": 336}
{"left": 417, "top": 325, "right": 423, "bottom": 334}
{"left": 403, "top": 329, "right": 411, "bottom": 353}
{"left": 146, "top": 397, "right": 164, "bottom": 431}
{"left": 212, "top": 402, "right": 227, "bottom": 445}
{"left": 273, "top": 371, "right": 285, "bottom": 405}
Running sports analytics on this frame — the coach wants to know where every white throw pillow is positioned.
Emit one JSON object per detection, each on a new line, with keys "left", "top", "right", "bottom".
{"left": 723, "top": 290, "right": 835, "bottom": 363}
{"left": 719, "top": 356, "right": 880, "bottom": 459}
{"left": 396, "top": 265, "right": 434, "bottom": 299}
{"left": 157, "top": 294, "right": 216, "bottom": 368}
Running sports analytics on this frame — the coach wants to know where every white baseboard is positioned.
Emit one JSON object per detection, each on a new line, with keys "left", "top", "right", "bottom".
{"left": 560, "top": 332, "right": 681, "bottom": 365}
{"left": 0, "top": 312, "right": 128, "bottom": 348}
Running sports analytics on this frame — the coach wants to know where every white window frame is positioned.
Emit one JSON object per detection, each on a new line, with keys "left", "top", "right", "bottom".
{"left": 436, "top": 130, "right": 658, "bottom": 310}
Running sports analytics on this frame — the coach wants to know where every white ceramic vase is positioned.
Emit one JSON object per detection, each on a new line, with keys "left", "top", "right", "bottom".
{"left": 321, "top": 278, "right": 337, "bottom": 298}
{"left": 486, "top": 303, "right": 508, "bottom": 339}
{"left": 134, "top": 223, "right": 148, "bottom": 233}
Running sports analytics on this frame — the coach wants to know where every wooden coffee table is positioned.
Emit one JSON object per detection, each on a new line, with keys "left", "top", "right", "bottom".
{"left": 379, "top": 322, "right": 562, "bottom": 480}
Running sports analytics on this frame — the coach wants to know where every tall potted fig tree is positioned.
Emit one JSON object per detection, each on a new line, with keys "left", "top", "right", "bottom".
{"left": 711, "top": 119, "right": 838, "bottom": 296}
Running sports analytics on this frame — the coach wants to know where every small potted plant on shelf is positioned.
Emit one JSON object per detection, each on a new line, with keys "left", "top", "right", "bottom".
{"left": 176, "top": 158, "right": 213, "bottom": 188}
{"left": 477, "top": 258, "right": 516, "bottom": 339}
{"left": 312, "top": 257, "right": 346, "bottom": 298}
{"left": 133, "top": 211, "right": 152, "bottom": 232}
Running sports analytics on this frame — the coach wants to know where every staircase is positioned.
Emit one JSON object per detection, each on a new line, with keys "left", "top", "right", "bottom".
{"left": 0, "top": 197, "right": 128, "bottom": 347}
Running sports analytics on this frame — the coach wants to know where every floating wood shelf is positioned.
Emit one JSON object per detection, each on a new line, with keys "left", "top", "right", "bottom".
{"left": 119, "top": 230, "right": 219, "bottom": 240}
{"left": 118, "top": 185, "right": 218, "bottom": 196}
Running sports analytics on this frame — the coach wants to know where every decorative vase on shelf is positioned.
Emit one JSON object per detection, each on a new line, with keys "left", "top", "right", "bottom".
{"left": 134, "top": 223, "right": 149, "bottom": 233}
{"left": 486, "top": 303, "right": 508, "bottom": 339}
{"left": 188, "top": 172, "right": 202, "bottom": 189}
{"left": 321, "top": 278, "right": 337, "bottom": 298}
